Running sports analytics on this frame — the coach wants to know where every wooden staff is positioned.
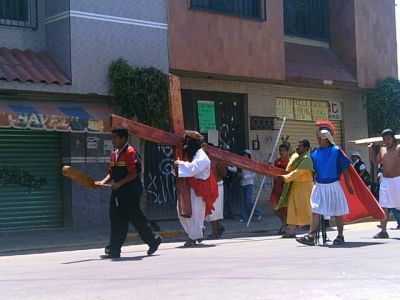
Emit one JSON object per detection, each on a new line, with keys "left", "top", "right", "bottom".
{"left": 247, "top": 117, "right": 287, "bottom": 227}
{"left": 349, "top": 135, "right": 400, "bottom": 145}
{"left": 62, "top": 165, "right": 111, "bottom": 190}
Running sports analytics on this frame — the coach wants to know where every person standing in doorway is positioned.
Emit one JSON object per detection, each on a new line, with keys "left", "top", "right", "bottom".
{"left": 232, "top": 149, "right": 262, "bottom": 223}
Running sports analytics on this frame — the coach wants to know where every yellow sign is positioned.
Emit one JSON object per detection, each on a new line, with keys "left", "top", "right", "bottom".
{"left": 294, "top": 99, "right": 312, "bottom": 121}
{"left": 311, "top": 101, "right": 329, "bottom": 121}
{"left": 276, "top": 98, "right": 294, "bottom": 119}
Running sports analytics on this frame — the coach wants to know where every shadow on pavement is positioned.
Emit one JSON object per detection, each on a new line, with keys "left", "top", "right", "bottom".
{"left": 111, "top": 255, "right": 153, "bottom": 262}
{"left": 326, "top": 241, "right": 385, "bottom": 248}
{"left": 62, "top": 258, "right": 101, "bottom": 265}
{"left": 0, "top": 230, "right": 281, "bottom": 257}
{"left": 175, "top": 244, "right": 216, "bottom": 249}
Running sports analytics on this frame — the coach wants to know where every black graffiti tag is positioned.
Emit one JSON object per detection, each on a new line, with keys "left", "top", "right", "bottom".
{"left": 0, "top": 166, "right": 47, "bottom": 193}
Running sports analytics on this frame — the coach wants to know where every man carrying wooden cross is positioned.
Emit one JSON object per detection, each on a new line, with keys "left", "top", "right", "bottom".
{"left": 174, "top": 131, "right": 218, "bottom": 247}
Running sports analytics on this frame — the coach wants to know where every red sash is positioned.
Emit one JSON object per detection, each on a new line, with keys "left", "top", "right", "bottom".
{"left": 187, "top": 172, "right": 218, "bottom": 217}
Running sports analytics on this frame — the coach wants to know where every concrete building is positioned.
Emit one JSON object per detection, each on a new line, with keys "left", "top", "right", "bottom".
{"left": 0, "top": 0, "right": 397, "bottom": 231}
{"left": 0, "top": 0, "right": 169, "bottom": 231}
{"left": 167, "top": 0, "right": 398, "bottom": 214}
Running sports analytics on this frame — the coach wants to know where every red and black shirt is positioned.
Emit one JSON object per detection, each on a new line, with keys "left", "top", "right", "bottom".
{"left": 109, "top": 143, "right": 143, "bottom": 197}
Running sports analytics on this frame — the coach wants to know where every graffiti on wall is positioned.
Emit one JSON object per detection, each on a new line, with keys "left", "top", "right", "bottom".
{"left": 0, "top": 166, "right": 47, "bottom": 192}
{"left": 146, "top": 145, "right": 177, "bottom": 205}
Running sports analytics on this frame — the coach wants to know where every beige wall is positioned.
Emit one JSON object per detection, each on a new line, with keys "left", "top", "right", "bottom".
{"left": 180, "top": 77, "right": 369, "bottom": 215}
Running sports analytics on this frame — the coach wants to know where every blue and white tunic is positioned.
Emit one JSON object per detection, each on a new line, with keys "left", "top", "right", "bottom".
{"left": 310, "top": 145, "right": 351, "bottom": 216}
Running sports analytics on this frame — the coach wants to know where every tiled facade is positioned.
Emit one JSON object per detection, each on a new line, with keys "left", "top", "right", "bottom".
{"left": 168, "top": 0, "right": 285, "bottom": 80}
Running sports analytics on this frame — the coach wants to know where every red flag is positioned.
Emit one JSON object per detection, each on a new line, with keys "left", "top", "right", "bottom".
{"left": 340, "top": 164, "right": 385, "bottom": 222}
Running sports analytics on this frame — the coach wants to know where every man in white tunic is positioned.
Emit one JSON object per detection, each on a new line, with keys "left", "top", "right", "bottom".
{"left": 174, "top": 131, "right": 218, "bottom": 247}
{"left": 369, "top": 129, "right": 400, "bottom": 238}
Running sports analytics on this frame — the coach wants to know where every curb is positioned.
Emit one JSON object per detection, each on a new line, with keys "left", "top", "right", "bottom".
{"left": 0, "top": 227, "right": 279, "bottom": 255}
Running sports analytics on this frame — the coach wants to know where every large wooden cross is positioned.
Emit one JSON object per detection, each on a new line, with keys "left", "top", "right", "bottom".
{"left": 111, "top": 75, "right": 287, "bottom": 218}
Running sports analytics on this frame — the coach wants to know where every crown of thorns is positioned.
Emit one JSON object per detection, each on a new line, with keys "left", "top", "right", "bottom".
{"left": 315, "top": 120, "right": 336, "bottom": 136}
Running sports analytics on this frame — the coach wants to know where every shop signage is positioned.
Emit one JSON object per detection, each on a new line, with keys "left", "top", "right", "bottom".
{"left": 329, "top": 101, "right": 342, "bottom": 120}
{"left": 197, "top": 101, "right": 216, "bottom": 133}
{"left": 0, "top": 112, "right": 109, "bottom": 133}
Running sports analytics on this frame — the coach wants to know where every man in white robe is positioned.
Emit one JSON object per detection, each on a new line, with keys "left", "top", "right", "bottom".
{"left": 174, "top": 131, "right": 217, "bottom": 247}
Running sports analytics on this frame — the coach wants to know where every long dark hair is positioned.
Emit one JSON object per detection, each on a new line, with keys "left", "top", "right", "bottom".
{"left": 183, "top": 130, "right": 206, "bottom": 161}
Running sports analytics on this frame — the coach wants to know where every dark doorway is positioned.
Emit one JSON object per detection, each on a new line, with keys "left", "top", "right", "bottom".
{"left": 182, "top": 90, "right": 247, "bottom": 216}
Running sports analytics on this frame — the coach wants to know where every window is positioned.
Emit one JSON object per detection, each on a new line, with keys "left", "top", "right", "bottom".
{"left": 0, "top": 0, "right": 37, "bottom": 29}
{"left": 190, "top": 0, "right": 266, "bottom": 20}
{"left": 284, "top": 0, "right": 329, "bottom": 41}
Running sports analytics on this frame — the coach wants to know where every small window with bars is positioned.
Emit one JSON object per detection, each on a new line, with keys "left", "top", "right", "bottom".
{"left": 284, "top": 0, "right": 329, "bottom": 41}
{"left": 0, "top": 0, "right": 37, "bottom": 29}
{"left": 189, "top": 0, "right": 266, "bottom": 21}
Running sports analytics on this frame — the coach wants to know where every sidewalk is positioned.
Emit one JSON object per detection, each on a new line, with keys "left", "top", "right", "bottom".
{"left": 0, "top": 216, "right": 282, "bottom": 255}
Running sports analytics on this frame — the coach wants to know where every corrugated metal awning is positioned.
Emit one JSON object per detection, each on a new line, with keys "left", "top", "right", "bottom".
{"left": 0, "top": 100, "right": 112, "bottom": 133}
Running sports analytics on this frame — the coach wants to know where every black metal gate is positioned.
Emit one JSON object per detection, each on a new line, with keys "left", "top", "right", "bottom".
{"left": 182, "top": 90, "right": 246, "bottom": 215}
{"left": 143, "top": 90, "right": 247, "bottom": 219}
{"left": 144, "top": 142, "right": 177, "bottom": 219}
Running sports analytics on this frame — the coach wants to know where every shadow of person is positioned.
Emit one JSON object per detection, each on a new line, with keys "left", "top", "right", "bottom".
{"left": 62, "top": 254, "right": 155, "bottom": 264}
{"left": 62, "top": 259, "right": 100, "bottom": 265}
{"left": 176, "top": 244, "right": 217, "bottom": 249}
{"left": 112, "top": 255, "right": 156, "bottom": 262}
{"left": 326, "top": 241, "right": 386, "bottom": 249}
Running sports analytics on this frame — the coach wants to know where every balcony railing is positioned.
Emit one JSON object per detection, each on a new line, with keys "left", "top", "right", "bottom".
{"left": 189, "top": 0, "right": 266, "bottom": 21}
{"left": 0, "top": 0, "right": 38, "bottom": 29}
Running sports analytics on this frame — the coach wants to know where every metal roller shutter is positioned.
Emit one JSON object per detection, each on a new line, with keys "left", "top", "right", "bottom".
{"left": 0, "top": 129, "right": 63, "bottom": 231}
{"left": 275, "top": 119, "right": 343, "bottom": 150}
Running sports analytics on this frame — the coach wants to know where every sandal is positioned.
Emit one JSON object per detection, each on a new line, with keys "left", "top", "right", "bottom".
{"left": 282, "top": 233, "right": 296, "bottom": 238}
{"left": 183, "top": 239, "right": 196, "bottom": 247}
{"left": 373, "top": 231, "right": 389, "bottom": 239}
{"left": 296, "top": 234, "right": 316, "bottom": 246}
{"left": 217, "top": 226, "right": 225, "bottom": 237}
{"left": 333, "top": 236, "right": 345, "bottom": 245}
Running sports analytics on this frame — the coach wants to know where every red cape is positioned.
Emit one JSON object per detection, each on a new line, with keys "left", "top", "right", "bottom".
{"left": 340, "top": 164, "right": 385, "bottom": 222}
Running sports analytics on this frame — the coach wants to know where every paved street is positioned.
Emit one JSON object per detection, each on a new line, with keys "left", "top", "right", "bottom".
{"left": 1, "top": 221, "right": 400, "bottom": 300}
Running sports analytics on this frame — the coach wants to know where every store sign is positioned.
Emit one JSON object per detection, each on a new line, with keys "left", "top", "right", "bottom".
{"left": 0, "top": 112, "right": 109, "bottom": 133}
{"left": 197, "top": 101, "right": 216, "bottom": 133}
{"left": 277, "top": 98, "right": 332, "bottom": 121}
{"left": 293, "top": 99, "right": 312, "bottom": 121}
{"left": 276, "top": 98, "right": 294, "bottom": 119}
{"left": 329, "top": 101, "right": 342, "bottom": 120}
{"left": 311, "top": 101, "right": 329, "bottom": 121}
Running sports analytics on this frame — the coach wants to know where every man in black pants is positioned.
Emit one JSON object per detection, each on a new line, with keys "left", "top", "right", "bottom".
{"left": 96, "top": 128, "right": 161, "bottom": 259}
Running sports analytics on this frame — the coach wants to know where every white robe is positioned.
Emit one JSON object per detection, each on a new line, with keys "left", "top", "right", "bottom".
{"left": 206, "top": 181, "right": 224, "bottom": 222}
{"left": 177, "top": 148, "right": 211, "bottom": 240}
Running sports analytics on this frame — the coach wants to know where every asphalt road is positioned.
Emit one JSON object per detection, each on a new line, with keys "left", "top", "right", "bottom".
{"left": 1, "top": 221, "right": 400, "bottom": 300}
